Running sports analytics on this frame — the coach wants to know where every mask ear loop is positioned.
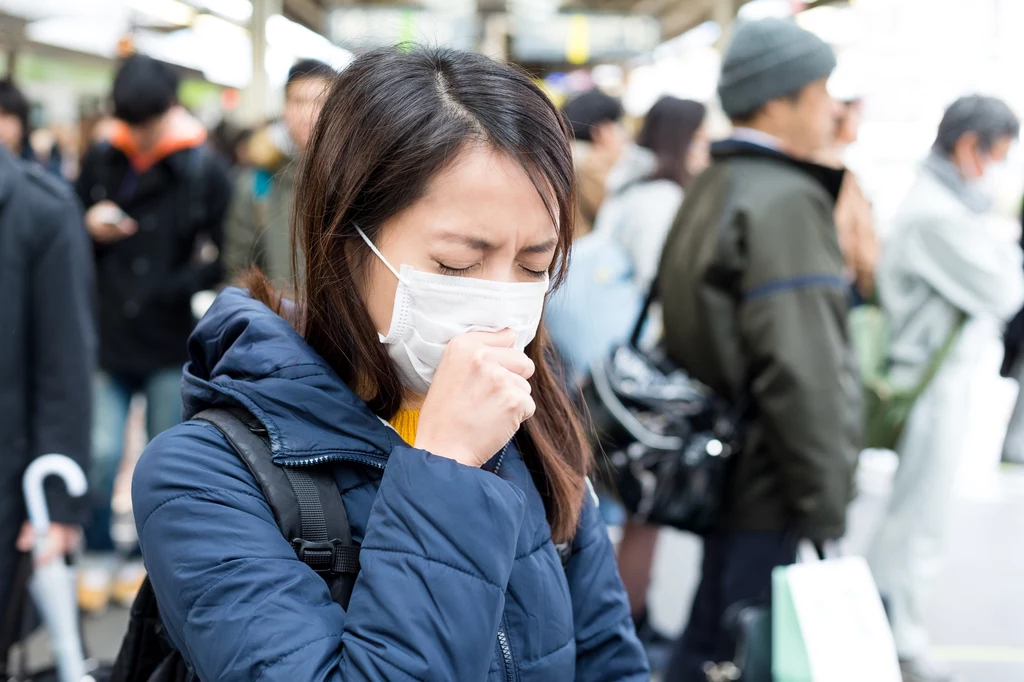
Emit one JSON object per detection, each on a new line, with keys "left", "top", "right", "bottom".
{"left": 354, "top": 224, "right": 404, "bottom": 282}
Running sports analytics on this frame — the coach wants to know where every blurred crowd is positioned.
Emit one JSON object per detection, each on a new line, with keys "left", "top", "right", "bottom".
{"left": 2, "top": 15, "right": 1024, "bottom": 682}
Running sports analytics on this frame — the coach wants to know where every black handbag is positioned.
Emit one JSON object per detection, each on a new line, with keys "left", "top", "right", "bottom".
{"left": 582, "top": 283, "right": 747, "bottom": 534}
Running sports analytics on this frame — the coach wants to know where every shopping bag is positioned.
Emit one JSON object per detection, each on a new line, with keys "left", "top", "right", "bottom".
{"left": 772, "top": 556, "right": 901, "bottom": 682}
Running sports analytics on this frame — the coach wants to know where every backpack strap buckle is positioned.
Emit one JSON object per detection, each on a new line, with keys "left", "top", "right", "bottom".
{"left": 292, "top": 538, "right": 342, "bottom": 572}
{"left": 291, "top": 538, "right": 361, "bottom": 575}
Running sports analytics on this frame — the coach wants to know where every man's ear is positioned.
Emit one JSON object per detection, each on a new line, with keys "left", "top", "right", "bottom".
{"left": 758, "top": 98, "right": 787, "bottom": 125}
{"left": 590, "top": 121, "right": 616, "bottom": 147}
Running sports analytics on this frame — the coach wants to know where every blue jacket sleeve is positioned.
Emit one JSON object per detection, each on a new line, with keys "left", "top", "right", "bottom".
{"left": 566, "top": 488, "right": 650, "bottom": 681}
{"left": 132, "top": 422, "right": 526, "bottom": 682}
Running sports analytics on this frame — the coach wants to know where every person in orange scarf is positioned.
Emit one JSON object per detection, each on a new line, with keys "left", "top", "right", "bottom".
{"left": 74, "top": 54, "right": 232, "bottom": 614}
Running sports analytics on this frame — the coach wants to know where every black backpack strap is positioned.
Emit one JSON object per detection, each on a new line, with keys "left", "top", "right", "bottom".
{"left": 194, "top": 407, "right": 360, "bottom": 607}
{"left": 110, "top": 576, "right": 184, "bottom": 682}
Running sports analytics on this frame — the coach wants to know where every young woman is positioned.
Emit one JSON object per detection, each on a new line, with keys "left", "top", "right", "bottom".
{"left": 131, "top": 47, "right": 649, "bottom": 681}
{"left": 594, "top": 96, "right": 708, "bottom": 290}
{"left": 596, "top": 98, "right": 709, "bottom": 641}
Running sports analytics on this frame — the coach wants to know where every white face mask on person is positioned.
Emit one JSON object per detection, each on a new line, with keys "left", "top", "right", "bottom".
{"left": 356, "top": 226, "right": 549, "bottom": 395}
{"left": 974, "top": 158, "right": 1010, "bottom": 204}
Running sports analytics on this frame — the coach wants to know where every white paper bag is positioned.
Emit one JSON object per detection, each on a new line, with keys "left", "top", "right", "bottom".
{"left": 773, "top": 556, "right": 902, "bottom": 682}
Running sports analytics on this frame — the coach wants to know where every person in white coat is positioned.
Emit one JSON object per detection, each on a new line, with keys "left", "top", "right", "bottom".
{"left": 868, "top": 95, "right": 1024, "bottom": 682}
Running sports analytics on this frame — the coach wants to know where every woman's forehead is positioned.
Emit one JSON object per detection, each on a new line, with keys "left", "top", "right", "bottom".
{"left": 389, "top": 146, "right": 560, "bottom": 248}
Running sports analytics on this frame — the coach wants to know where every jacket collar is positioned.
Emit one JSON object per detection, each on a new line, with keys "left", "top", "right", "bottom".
{"left": 711, "top": 138, "right": 846, "bottom": 202}
{"left": 182, "top": 288, "right": 400, "bottom": 466}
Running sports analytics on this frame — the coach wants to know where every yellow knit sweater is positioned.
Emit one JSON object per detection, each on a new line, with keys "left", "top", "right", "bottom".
{"left": 388, "top": 409, "right": 420, "bottom": 445}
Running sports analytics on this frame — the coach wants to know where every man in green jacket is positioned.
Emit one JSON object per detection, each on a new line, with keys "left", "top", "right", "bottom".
{"left": 659, "top": 19, "right": 861, "bottom": 681}
{"left": 222, "top": 59, "right": 335, "bottom": 291}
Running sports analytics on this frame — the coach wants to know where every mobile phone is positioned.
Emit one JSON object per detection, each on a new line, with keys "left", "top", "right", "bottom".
{"left": 94, "top": 204, "right": 128, "bottom": 225}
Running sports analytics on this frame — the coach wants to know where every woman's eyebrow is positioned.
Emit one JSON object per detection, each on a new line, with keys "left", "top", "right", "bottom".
{"left": 438, "top": 232, "right": 495, "bottom": 251}
{"left": 436, "top": 233, "right": 556, "bottom": 255}
{"left": 520, "top": 237, "right": 558, "bottom": 255}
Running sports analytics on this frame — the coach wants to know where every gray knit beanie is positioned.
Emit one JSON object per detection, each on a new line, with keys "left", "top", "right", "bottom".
{"left": 718, "top": 18, "right": 836, "bottom": 119}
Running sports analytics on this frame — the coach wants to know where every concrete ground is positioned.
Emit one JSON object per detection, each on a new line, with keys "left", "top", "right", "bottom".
{"left": 646, "top": 459, "right": 1024, "bottom": 682}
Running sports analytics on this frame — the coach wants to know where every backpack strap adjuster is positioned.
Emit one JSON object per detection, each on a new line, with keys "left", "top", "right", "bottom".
{"left": 291, "top": 538, "right": 361, "bottom": 575}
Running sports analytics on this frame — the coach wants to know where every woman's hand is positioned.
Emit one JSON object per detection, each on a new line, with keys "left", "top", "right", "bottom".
{"left": 414, "top": 329, "right": 535, "bottom": 467}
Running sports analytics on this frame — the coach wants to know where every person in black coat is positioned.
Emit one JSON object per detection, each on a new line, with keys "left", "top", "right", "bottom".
{"left": 1000, "top": 202, "right": 1024, "bottom": 463}
{"left": 0, "top": 145, "right": 96, "bottom": 639}
{"left": 74, "top": 54, "right": 231, "bottom": 610}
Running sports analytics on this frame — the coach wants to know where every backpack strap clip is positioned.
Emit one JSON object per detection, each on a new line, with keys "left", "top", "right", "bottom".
{"left": 291, "top": 538, "right": 361, "bottom": 575}
{"left": 194, "top": 407, "right": 361, "bottom": 609}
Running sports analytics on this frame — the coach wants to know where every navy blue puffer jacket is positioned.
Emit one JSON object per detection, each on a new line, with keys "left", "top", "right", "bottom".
{"left": 131, "top": 288, "right": 649, "bottom": 682}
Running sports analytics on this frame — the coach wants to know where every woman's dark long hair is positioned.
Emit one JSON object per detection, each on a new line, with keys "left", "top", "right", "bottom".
{"left": 636, "top": 96, "right": 706, "bottom": 189}
{"left": 245, "top": 46, "right": 589, "bottom": 542}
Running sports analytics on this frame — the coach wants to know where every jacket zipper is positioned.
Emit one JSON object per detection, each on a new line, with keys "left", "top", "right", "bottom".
{"left": 497, "top": 625, "right": 515, "bottom": 682}
{"left": 278, "top": 451, "right": 386, "bottom": 470}
{"left": 244, "top": 421, "right": 388, "bottom": 471}
{"left": 279, "top": 434, "right": 515, "bottom": 680}
{"left": 492, "top": 443, "right": 510, "bottom": 476}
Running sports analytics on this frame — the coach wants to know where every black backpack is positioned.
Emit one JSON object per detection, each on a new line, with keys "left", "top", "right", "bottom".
{"left": 109, "top": 407, "right": 361, "bottom": 682}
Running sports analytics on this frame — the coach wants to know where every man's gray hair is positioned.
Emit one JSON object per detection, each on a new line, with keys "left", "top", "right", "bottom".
{"left": 934, "top": 95, "right": 1020, "bottom": 155}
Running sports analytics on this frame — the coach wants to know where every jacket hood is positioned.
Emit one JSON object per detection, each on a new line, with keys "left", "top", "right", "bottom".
{"left": 110, "top": 106, "right": 207, "bottom": 173}
{"left": 183, "top": 287, "right": 399, "bottom": 465}
{"left": 248, "top": 122, "right": 294, "bottom": 172}
{"left": 605, "top": 144, "right": 657, "bottom": 196}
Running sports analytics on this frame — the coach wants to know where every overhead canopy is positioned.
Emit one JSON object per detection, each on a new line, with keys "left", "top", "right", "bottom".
{"left": 306, "top": 0, "right": 752, "bottom": 52}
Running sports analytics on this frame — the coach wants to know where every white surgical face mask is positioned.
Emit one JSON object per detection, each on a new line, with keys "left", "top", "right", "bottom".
{"left": 356, "top": 226, "right": 549, "bottom": 395}
{"left": 975, "top": 158, "right": 1010, "bottom": 204}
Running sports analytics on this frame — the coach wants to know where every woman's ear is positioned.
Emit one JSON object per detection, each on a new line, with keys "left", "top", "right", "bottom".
{"left": 343, "top": 233, "right": 370, "bottom": 299}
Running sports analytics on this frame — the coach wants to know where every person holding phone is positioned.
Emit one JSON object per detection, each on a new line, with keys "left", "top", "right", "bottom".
{"left": 75, "top": 54, "right": 232, "bottom": 612}
{"left": 129, "top": 47, "right": 648, "bottom": 681}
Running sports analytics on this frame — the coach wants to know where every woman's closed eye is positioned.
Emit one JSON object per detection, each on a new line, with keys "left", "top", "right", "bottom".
{"left": 519, "top": 264, "right": 548, "bottom": 280}
{"left": 434, "top": 260, "right": 548, "bottom": 280}
{"left": 435, "top": 261, "right": 478, "bottom": 276}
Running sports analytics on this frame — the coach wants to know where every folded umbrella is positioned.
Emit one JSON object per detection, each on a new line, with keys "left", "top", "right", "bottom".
{"left": 22, "top": 454, "right": 89, "bottom": 682}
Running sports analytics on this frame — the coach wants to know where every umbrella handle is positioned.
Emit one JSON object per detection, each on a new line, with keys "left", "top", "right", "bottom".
{"left": 22, "top": 454, "right": 88, "bottom": 543}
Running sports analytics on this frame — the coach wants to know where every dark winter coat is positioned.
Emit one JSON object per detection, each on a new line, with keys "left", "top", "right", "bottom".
{"left": 999, "top": 207, "right": 1024, "bottom": 377}
{"left": 75, "top": 140, "right": 231, "bottom": 377}
{"left": 659, "top": 140, "right": 861, "bottom": 541}
{"left": 0, "top": 148, "right": 95, "bottom": 619}
{"left": 131, "top": 287, "right": 649, "bottom": 682}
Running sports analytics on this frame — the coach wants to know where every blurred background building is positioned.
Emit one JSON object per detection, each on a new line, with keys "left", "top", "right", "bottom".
{"left": 1, "top": 0, "right": 1022, "bottom": 215}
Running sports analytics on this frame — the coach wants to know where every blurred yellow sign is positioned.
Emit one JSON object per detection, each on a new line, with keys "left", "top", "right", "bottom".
{"left": 566, "top": 15, "right": 589, "bottom": 65}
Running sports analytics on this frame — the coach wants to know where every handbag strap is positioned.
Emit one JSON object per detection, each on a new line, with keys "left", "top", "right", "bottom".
{"left": 628, "top": 278, "right": 659, "bottom": 348}
{"left": 910, "top": 311, "right": 967, "bottom": 400}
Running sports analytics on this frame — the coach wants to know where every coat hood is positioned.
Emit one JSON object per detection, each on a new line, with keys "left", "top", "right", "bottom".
{"left": 110, "top": 106, "right": 207, "bottom": 173}
{"left": 183, "top": 287, "right": 400, "bottom": 465}
{"left": 604, "top": 144, "right": 657, "bottom": 196}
